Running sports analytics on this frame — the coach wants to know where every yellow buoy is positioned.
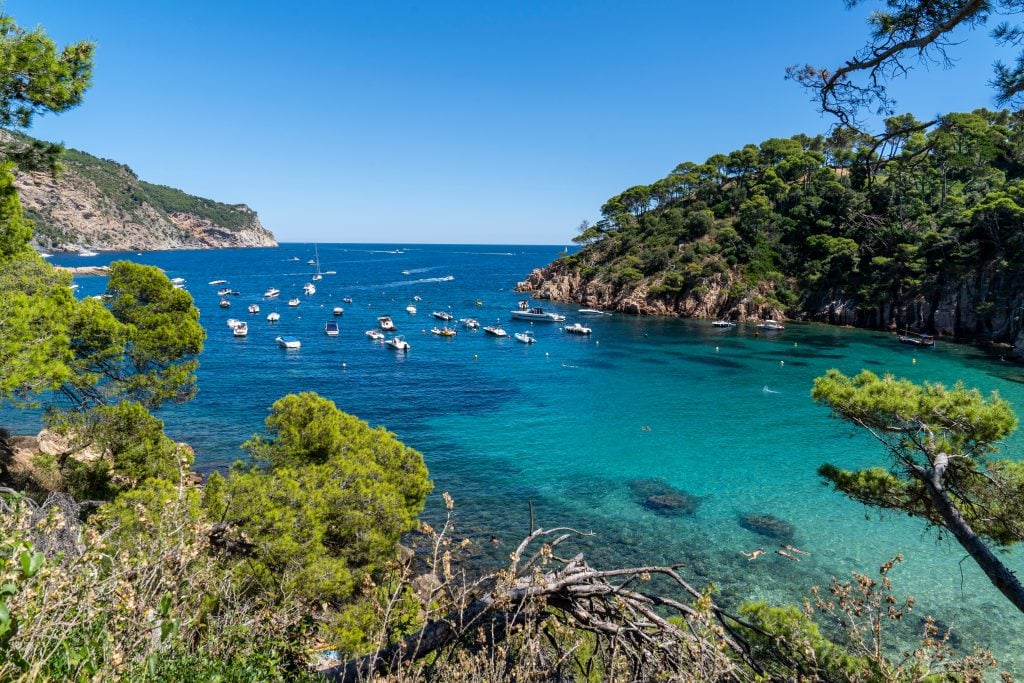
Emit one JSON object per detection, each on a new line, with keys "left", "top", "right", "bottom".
{"left": 913, "top": 358, "right": 917, "bottom": 364}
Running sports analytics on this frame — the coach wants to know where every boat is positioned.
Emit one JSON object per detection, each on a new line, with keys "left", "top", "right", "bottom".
{"left": 756, "top": 319, "right": 785, "bottom": 331}
{"left": 288, "top": 298, "right": 300, "bottom": 307}
{"left": 712, "top": 319, "right": 736, "bottom": 327}
{"left": 385, "top": 335, "right": 411, "bottom": 351}
{"left": 233, "top": 321, "right": 248, "bottom": 337}
{"left": 275, "top": 335, "right": 301, "bottom": 349}
{"left": 248, "top": 304, "right": 260, "bottom": 314}
{"left": 289, "top": 256, "right": 300, "bottom": 261}
{"left": 227, "top": 318, "right": 241, "bottom": 328}
{"left": 306, "top": 259, "right": 316, "bottom": 266}
{"left": 217, "top": 287, "right": 233, "bottom": 296}
{"left": 510, "top": 306, "right": 565, "bottom": 322}
{"left": 39, "top": 253, "right": 52, "bottom": 258}
{"left": 311, "top": 244, "right": 323, "bottom": 281}
{"left": 312, "top": 273, "right": 322, "bottom": 282}
{"left": 208, "top": 279, "right": 228, "bottom": 285}
{"left": 78, "top": 250, "right": 99, "bottom": 257}
{"left": 579, "top": 308, "right": 611, "bottom": 316}
{"left": 378, "top": 315, "right": 396, "bottom": 331}
{"left": 460, "top": 318, "right": 480, "bottom": 329}
{"left": 333, "top": 306, "right": 344, "bottom": 316}
{"left": 171, "top": 277, "right": 186, "bottom": 285}
{"left": 406, "top": 305, "right": 417, "bottom": 314}
{"left": 303, "top": 282, "right": 316, "bottom": 295}
{"left": 402, "top": 270, "right": 410, "bottom": 275}
{"left": 514, "top": 331, "right": 536, "bottom": 343}
{"left": 432, "top": 310, "right": 453, "bottom": 321}
{"left": 413, "top": 295, "right": 422, "bottom": 301}
{"left": 898, "top": 331, "right": 935, "bottom": 348}
{"left": 219, "top": 299, "right": 231, "bottom": 308}
{"left": 365, "top": 330, "right": 385, "bottom": 340}
{"left": 343, "top": 297, "right": 353, "bottom": 303}
{"left": 267, "top": 312, "right": 281, "bottom": 322}
{"left": 564, "top": 323, "right": 592, "bottom": 335}
{"left": 324, "top": 270, "right": 337, "bottom": 275}
{"left": 475, "top": 300, "right": 483, "bottom": 306}
{"left": 483, "top": 325, "right": 507, "bottom": 337}
{"left": 431, "top": 326, "right": 457, "bottom": 337}
{"left": 264, "top": 287, "right": 280, "bottom": 298}
{"left": 324, "top": 321, "right": 340, "bottom": 336}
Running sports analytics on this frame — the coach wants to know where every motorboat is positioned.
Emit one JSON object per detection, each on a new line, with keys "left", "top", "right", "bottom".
{"left": 413, "top": 295, "right": 422, "bottom": 301}
{"left": 406, "top": 305, "right": 417, "bottom": 314}
{"left": 324, "top": 270, "right": 337, "bottom": 275}
{"left": 289, "top": 256, "right": 300, "bottom": 261}
{"left": 343, "top": 297, "right": 353, "bottom": 303}
{"left": 324, "top": 321, "right": 340, "bottom": 336}
{"left": 303, "top": 282, "right": 316, "bottom": 295}
{"left": 460, "top": 318, "right": 480, "bottom": 329}
{"left": 385, "top": 335, "right": 411, "bottom": 351}
{"left": 306, "top": 259, "right": 316, "bottom": 266}
{"left": 233, "top": 321, "right": 248, "bottom": 337}
{"left": 226, "top": 318, "right": 241, "bottom": 328}
{"left": 432, "top": 310, "right": 453, "bottom": 321}
{"left": 510, "top": 306, "right": 565, "bottom": 322}
{"left": 219, "top": 299, "right": 231, "bottom": 308}
{"left": 39, "top": 253, "right": 52, "bottom": 258}
{"left": 78, "top": 250, "right": 99, "bottom": 257}
{"left": 365, "top": 330, "right": 384, "bottom": 340}
{"left": 217, "top": 287, "right": 233, "bottom": 296}
{"left": 378, "top": 315, "right": 396, "bottom": 331}
{"left": 757, "top": 320, "right": 785, "bottom": 331}
{"left": 171, "top": 277, "right": 186, "bottom": 285}
{"left": 898, "top": 332, "right": 935, "bottom": 348}
{"left": 401, "top": 270, "right": 410, "bottom": 275}
{"left": 483, "top": 325, "right": 507, "bottom": 337}
{"left": 475, "top": 300, "right": 483, "bottom": 307}
{"left": 312, "top": 273, "right": 323, "bottom": 282}
{"left": 579, "top": 308, "right": 611, "bottom": 316}
{"left": 275, "top": 335, "right": 301, "bottom": 349}
{"left": 514, "top": 331, "right": 536, "bottom": 343}
{"left": 264, "top": 287, "right": 280, "bottom": 298}
{"left": 248, "top": 304, "right": 260, "bottom": 314}
{"left": 208, "top": 279, "right": 228, "bottom": 285}
{"left": 564, "top": 323, "right": 592, "bottom": 335}
{"left": 288, "top": 298, "right": 300, "bottom": 307}
{"left": 431, "top": 326, "right": 457, "bottom": 337}
{"left": 333, "top": 306, "right": 344, "bottom": 316}
{"left": 267, "top": 312, "right": 281, "bottom": 322}
{"left": 712, "top": 319, "right": 736, "bottom": 327}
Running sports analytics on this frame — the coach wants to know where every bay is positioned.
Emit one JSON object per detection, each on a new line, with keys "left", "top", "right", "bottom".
{"left": 8, "top": 242, "right": 1024, "bottom": 671}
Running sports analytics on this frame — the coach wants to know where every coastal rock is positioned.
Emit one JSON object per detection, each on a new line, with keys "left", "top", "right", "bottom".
{"left": 738, "top": 513, "right": 795, "bottom": 541}
{"left": 628, "top": 478, "right": 700, "bottom": 516}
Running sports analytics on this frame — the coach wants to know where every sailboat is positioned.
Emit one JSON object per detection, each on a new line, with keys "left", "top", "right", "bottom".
{"left": 312, "top": 244, "right": 323, "bottom": 281}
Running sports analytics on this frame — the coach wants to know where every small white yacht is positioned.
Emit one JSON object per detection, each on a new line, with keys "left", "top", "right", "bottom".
{"left": 579, "top": 308, "right": 611, "bottom": 316}
{"left": 267, "top": 311, "right": 281, "bottom": 322}
{"left": 219, "top": 299, "right": 231, "bottom": 308}
{"left": 432, "top": 310, "right": 453, "bottom": 321}
{"left": 365, "top": 330, "right": 385, "bottom": 340}
{"left": 333, "top": 306, "right": 344, "bottom": 316}
{"left": 378, "top": 315, "right": 396, "bottom": 331}
{"left": 484, "top": 325, "right": 507, "bottom": 337}
{"left": 406, "top": 305, "right": 417, "bottom": 314}
{"left": 343, "top": 297, "right": 353, "bottom": 303}
{"left": 226, "top": 318, "right": 241, "bottom": 328}
{"left": 171, "top": 277, "right": 186, "bottom": 285}
{"left": 264, "top": 287, "right": 280, "bottom": 298}
{"left": 460, "top": 318, "right": 480, "bottom": 329}
{"left": 303, "top": 283, "right": 316, "bottom": 295}
{"left": 385, "top": 335, "right": 411, "bottom": 351}
{"left": 209, "top": 279, "right": 228, "bottom": 285}
{"left": 563, "top": 322, "right": 592, "bottom": 335}
{"left": 233, "top": 321, "right": 248, "bottom": 337}
{"left": 217, "top": 287, "right": 232, "bottom": 296}
{"left": 248, "top": 304, "right": 260, "bottom": 314}
{"left": 514, "top": 331, "right": 536, "bottom": 344}
{"left": 510, "top": 305, "right": 565, "bottom": 322}
{"left": 288, "top": 298, "right": 300, "bottom": 307}
{"left": 757, "top": 319, "right": 785, "bottom": 331}
{"left": 324, "top": 321, "right": 340, "bottom": 336}
{"left": 712, "top": 319, "right": 736, "bottom": 327}
{"left": 275, "top": 335, "right": 301, "bottom": 349}
{"left": 78, "top": 250, "right": 99, "bottom": 257}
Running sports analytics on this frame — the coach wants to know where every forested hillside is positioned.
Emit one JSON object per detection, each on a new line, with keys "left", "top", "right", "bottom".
{"left": 519, "top": 110, "right": 1024, "bottom": 347}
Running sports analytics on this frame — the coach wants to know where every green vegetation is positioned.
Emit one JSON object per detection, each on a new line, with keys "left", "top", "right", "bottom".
{"left": 560, "top": 110, "right": 1024, "bottom": 337}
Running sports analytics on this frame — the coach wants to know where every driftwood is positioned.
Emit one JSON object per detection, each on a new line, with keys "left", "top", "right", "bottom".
{"left": 323, "top": 527, "right": 780, "bottom": 682}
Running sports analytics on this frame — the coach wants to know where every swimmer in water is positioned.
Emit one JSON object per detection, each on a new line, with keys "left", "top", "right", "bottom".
{"left": 776, "top": 549, "right": 800, "bottom": 562}
{"left": 740, "top": 548, "right": 765, "bottom": 561}
{"left": 783, "top": 544, "right": 810, "bottom": 555}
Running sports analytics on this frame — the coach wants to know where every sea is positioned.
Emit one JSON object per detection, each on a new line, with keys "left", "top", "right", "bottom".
{"left": 6, "top": 243, "right": 1024, "bottom": 671}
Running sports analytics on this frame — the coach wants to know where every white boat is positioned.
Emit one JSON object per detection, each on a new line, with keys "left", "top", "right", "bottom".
{"left": 264, "top": 287, "right": 280, "bottom": 298}
{"left": 579, "top": 308, "right": 611, "bottom": 316}
{"left": 365, "top": 330, "right": 384, "bottom": 340}
{"left": 432, "top": 310, "right": 453, "bottom": 321}
{"left": 171, "top": 277, "right": 186, "bottom": 285}
{"left": 406, "top": 305, "right": 417, "bottom": 314}
{"left": 217, "top": 287, "right": 232, "bottom": 296}
{"left": 39, "top": 252, "right": 52, "bottom": 258}
{"left": 267, "top": 312, "right": 281, "bottom": 322}
{"left": 712, "top": 319, "right": 736, "bottom": 327}
{"left": 460, "top": 318, "right": 480, "bottom": 329}
{"left": 401, "top": 270, "right": 410, "bottom": 275}
{"left": 563, "top": 323, "right": 592, "bottom": 335}
{"left": 303, "top": 282, "right": 316, "bottom": 295}
{"left": 233, "top": 321, "right": 248, "bottom": 337}
{"left": 510, "top": 306, "right": 565, "bottom": 322}
{"left": 276, "top": 335, "right": 301, "bottom": 349}
{"left": 343, "top": 297, "right": 353, "bottom": 303}
{"left": 312, "top": 273, "right": 322, "bottom": 282}
{"left": 324, "top": 270, "right": 337, "bottom": 275}
{"left": 385, "top": 335, "right": 411, "bottom": 351}
{"left": 333, "top": 306, "right": 344, "bottom": 316}
{"left": 311, "top": 244, "right": 323, "bottom": 281}
{"left": 219, "top": 299, "right": 231, "bottom": 308}
{"left": 209, "top": 279, "right": 228, "bottom": 285}
{"left": 248, "top": 304, "right": 260, "bottom": 314}
{"left": 413, "top": 295, "right": 422, "bottom": 301}
{"left": 378, "top": 315, "right": 396, "bottom": 331}
{"left": 226, "top": 318, "right": 241, "bottom": 328}
{"left": 289, "top": 256, "right": 300, "bottom": 261}
{"left": 306, "top": 259, "right": 316, "bottom": 266}
{"left": 757, "top": 319, "right": 785, "bottom": 331}
{"left": 78, "top": 250, "right": 99, "bottom": 257}
{"left": 514, "top": 331, "right": 536, "bottom": 343}
{"left": 484, "top": 325, "right": 507, "bottom": 337}
{"left": 288, "top": 298, "right": 300, "bottom": 307}
{"left": 324, "top": 321, "right": 340, "bottom": 336}
{"left": 431, "top": 326, "right": 456, "bottom": 337}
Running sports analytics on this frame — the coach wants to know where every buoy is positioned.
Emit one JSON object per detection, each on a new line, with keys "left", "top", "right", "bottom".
{"left": 715, "top": 346, "right": 719, "bottom": 352}
{"left": 913, "top": 358, "right": 917, "bottom": 364}
{"left": 545, "top": 352, "right": 549, "bottom": 357}
{"left": 794, "top": 342, "right": 798, "bottom": 347}
{"left": 342, "top": 362, "right": 347, "bottom": 369}
{"left": 780, "top": 360, "right": 784, "bottom": 366}
{"left": 474, "top": 354, "right": 478, "bottom": 360}
{"left": 595, "top": 340, "right": 600, "bottom": 345}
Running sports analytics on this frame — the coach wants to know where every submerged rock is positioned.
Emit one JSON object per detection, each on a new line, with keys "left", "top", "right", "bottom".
{"left": 738, "top": 513, "right": 795, "bottom": 541}
{"left": 628, "top": 478, "right": 700, "bottom": 516}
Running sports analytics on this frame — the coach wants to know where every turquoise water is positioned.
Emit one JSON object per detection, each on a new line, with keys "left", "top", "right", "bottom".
{"left": 6, "top": 243, "right": 1024, "bottom": 670}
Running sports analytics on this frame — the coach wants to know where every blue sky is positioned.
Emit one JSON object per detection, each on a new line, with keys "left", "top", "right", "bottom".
{"left": 6, "top": 1, "right": 1013, "bottom": 244}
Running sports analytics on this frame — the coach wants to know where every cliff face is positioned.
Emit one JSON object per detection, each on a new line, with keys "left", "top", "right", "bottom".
{"left": 3, "top": 131, "right": 277, "bottom": 252}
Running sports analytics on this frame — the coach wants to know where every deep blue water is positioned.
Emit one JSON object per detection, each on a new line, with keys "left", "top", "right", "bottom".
{"left": 7, "top": 243, "right": 1024, "bottom": 670}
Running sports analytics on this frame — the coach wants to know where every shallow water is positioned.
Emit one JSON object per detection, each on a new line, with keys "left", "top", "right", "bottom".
{"left": 6, "top": 243, "right": 1024, "bottom": 671}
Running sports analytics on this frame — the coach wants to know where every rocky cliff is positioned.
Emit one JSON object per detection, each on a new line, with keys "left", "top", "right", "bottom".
{"left": 2, "top": 130, "right": 277, "bottom": 252}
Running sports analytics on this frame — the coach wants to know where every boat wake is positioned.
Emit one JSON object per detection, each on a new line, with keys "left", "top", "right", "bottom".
{"left": 762, "top": 386, "right": 780, "bottom": 394}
